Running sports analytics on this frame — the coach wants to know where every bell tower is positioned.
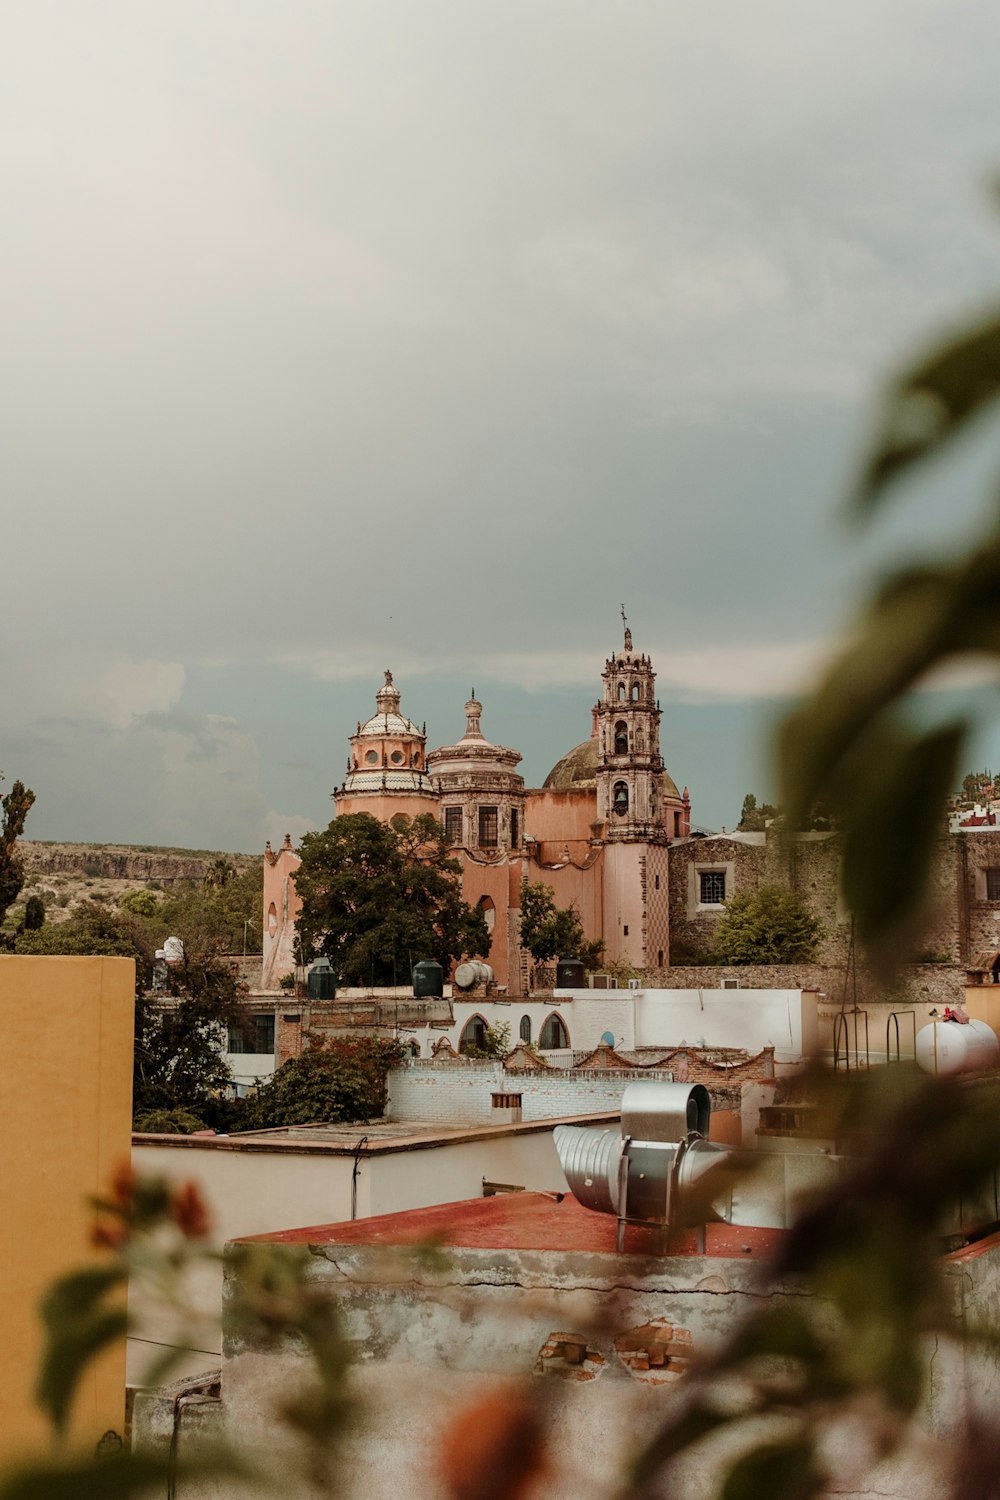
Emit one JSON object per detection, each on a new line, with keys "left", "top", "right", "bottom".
{"left": 594, "top": 612, "right": 668, "bottom": 843}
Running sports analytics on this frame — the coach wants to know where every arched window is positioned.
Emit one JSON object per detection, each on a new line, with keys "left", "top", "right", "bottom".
{"left": 613, "top": 781, "right": 629, "bottom": 817}
{"left": 614, "top": 721, "right": 628, "bottom": 755}
{"left": 459, "top": 1015, "right": 489, "bottom": 1054}
{"left": 539, "top": 1013, "right": 570, "bottom": 1049}
{"left": 519, "top": 1014, "right": 531, "bottom": 1044}
{"left": 617, "top": 683, "right": 626, "bottom": 701}
{"left": 407, "top": 1039, "right": 420, "bottom": 1058}
{"left": 631, "top": 683, "right": 640, "bottom": 701}
{"left": 478, "top": 895, "right": 496, "bottom": 937}
{"left": 267, "top": 902, "right": 278, "bottom": 935}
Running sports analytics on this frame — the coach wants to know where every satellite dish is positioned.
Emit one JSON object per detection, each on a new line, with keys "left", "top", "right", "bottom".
{"left": 601, "top": 1031, "right": 616, "bottom": 1046}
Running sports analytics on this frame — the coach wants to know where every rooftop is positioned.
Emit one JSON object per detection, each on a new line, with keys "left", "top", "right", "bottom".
{"left": 243, "top": 1189, "right": 786, "bottom": 1258}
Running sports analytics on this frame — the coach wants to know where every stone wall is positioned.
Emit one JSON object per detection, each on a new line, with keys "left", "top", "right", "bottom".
{"left": 649, "top": 962, "right": 965, "bottom": 1010}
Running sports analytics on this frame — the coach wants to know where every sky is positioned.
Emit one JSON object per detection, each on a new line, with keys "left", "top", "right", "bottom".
{"left": 5, "top": 2, "right": 1000, "bottom": 851}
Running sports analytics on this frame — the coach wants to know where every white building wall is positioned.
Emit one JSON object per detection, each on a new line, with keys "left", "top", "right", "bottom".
{"left": 388, "top": 1060, "right": 647, "bottom": 1126}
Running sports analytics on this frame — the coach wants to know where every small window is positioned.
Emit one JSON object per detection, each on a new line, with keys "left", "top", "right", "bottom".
{"left": 539, "top": 1013, "right": 570, "bottom": 1049}
{"left": 631, "top": 683, "right": 640, "bottom": 701}
{"left": 614, "top": 721, "right": 629, "bottom": 755}
{"left": 674, "top": 811, "right": 682, "bottom": 837}
{"left": 987, "top": 868, "right": 1000, "bottom": 900}
{"left": 365, "top": 749, "right": 378, "bottom": 764}
{"left": 654, "top": 874, "right": 660, "bottom": 890}
{"left": 519, "top": 1014, "right": 531, "bottom": 1043}
{"left": 700, "top": 871, "right": 726, "bottom": 904}
{"left": 479, "top": 806, "right": 499, "bottom": 847}
{"left": 617, "top": 683, "right": 626, "bottom": 701}
{"left": 510, "top": 808, "right": 520, "bottom": 849}
{"left": 267, "top": 902, "right": 278, "bottom": 935}
{"left": 444, "top": 807, "right": 463, "bottom": 845}
{"left": 228, "top": 1014, "right": 275, "bottom": 1055}
{"left": 657, "top": 949, "right": 664, "bottom": 966}
{"left": 613, "top": 781, "right": 629, "bottom": 817}
{"left": 623, "top": 924, "right": 629, "bottom": 937}
{"left": 390, "top": 750, "right": 404, "bottom": 764}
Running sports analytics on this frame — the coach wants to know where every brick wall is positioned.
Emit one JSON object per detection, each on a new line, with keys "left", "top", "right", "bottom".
{"left": 387, "top": 1061, "right": 739, "bottom": 1126}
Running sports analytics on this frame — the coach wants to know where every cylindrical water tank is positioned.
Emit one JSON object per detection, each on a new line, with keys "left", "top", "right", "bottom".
{"left": 453, "top": 960, "right": 493, "bottom": 990}
{"left": 412, "top": 960, "right": 444, "bottom": 998}
{"left": 915, "top": 1019, "right": 1000, "bottom": 1076}
{"left": 556, "top": 958, "right": 586, "bottom": 988}
{"left": 306, "top": 958, "right": 336, "bottom": 1001}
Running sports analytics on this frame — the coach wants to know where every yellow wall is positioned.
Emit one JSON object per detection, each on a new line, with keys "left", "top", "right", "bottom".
{"left": 1, "top": 956, "right": 134, "bottom": 1460}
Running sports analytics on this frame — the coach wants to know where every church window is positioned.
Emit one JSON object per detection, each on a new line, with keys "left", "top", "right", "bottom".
{"left": 479, "top": 806, "right": 499, "bottom": 847}
{"left": 459, "top": 1015, "right": 489, "bottom": 1054}
{"left": 519, "top": 1014, "right": 531, "bottom": 1043}
{"left": 654, "top": 874, "right": 660, "bottom": 890}
{"left": 614, "top": 721, "right": 628, "bottom": 755}
{"left": 390, "top": 750, "right": 403, "bottom": 764}
{"left": 674, "top": 812, "right": 682, "bottom": 837}
{"left": 510, "top": 808, "right": 520, "bottom": 848}
{"left": 613, "top": 782, "right": 629, "bottom": 817}
{"left": 365, "top": 750, "right": 378, "bottom": 764}
{"left": 444, "top": 807, "right": 463, "bottom": 845}
{"left": 631, "top": 683, "right": 640, "bottom": 701}
{"left": 478, "top": 895, "right": 496, "bottom": 935}
{"left": 988, "top": 869, "right": 1000, "bottom": 900}
{"left": 700, "top": 871, "right": 726, "bottom": 904}
{"left": 617, "top": 683, "right": 626, "bottom": 701}
{"left": 540, "top": 1013, "right": 570, "bottom": 1049}
{"left": 657, "top": 949, "right": 664, "bottom": 966}
{"left": 267, "top": 902, "right": 278, "bottom": 935}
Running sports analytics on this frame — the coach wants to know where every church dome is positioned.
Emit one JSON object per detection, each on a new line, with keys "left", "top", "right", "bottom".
{"left": 543, "top": 739, "right": 598, "bottom": 790}
{"left": 356, "top": 671, "right": 422, "bottom": 739}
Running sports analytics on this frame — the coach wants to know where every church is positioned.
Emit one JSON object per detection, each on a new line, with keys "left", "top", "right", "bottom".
{"left": 262, "top": 624, "right": 691, "bottom": 996}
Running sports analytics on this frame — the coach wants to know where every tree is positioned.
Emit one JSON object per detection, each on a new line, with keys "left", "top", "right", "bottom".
{"left": 737, "top": 792, "right": 779, "bottom": 831}
{"left": 0, "top": 774, "right": 35, "bottom": 930}
{"left": 245, "top": 1036, "right": 406, "bottom": 1127}
{"left": 711, "top": 883, "right": 822, "bottom": 965}
{"left": 294, "top": 813, "right": 490, "bottom": 984}
{"left": 153, "top": 863, "right": 262, "bottom": 952}
{"left": 518, "top": 880, "right": 584, "bottom": 963}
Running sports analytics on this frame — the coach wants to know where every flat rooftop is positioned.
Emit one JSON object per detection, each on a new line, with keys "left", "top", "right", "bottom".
{"left": 244, "top": 1190, "right": 786, "bottom": 1259}
{"left": 133, "top": 1111, "right": 621, "bottom": 1158}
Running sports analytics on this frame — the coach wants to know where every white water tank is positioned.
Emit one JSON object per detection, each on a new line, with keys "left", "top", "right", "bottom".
{"left": 454, "top": 960, "right": 493, "bottom": 990}
{"left": 162, "top": 936, "right": 185, "bottom": 966}
{"left": 915, "top": 1019, "right": 1000, "bottom": 1077}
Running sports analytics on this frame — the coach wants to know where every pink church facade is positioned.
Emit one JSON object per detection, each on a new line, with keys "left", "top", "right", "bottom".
{"left": 262, "top": 629, "right": 690, "bottom": 995}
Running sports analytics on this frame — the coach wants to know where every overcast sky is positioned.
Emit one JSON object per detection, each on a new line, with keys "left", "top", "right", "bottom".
{"left": 5, "top": 2, "right": 1000, "bottom": 850}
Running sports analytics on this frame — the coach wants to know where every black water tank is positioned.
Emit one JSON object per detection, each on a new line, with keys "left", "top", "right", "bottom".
{"left": 556, "top": 958, "right": 586, "bottom": 988}
{"left": 412, "top": 959, "right": 444, "bottom": 998}
{"left": 307, "top": 958, "right": 336, "bottom": 1001}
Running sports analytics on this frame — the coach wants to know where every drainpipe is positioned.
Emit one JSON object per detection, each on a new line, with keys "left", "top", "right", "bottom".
{"left": 351, "top": 1136, "right": 369, "bottom": 1220}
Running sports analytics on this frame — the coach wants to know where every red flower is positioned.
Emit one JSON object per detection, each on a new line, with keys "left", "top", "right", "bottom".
{"left": 170, "top": 1181, "right": 212, "bottom": 1240}
{"left": 439, "top": 1392, "right": 547, "bottom": 1500}
{"left": 110, "top": 1160, "right": 136, "bottom": 1208}
{"left": 91, "top": 1219, "right": 129, "bottom": 1251}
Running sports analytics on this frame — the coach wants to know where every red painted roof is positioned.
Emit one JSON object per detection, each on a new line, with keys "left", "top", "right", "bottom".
{"left": 242, "top": 1191, "right": 785, "bottom": 1259}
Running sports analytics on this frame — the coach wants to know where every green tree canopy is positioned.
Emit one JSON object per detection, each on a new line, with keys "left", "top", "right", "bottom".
{"left": 711, "top": 884, "right": 822, "bottom": 966}
{"left": 245, "top": 1037, "right": 406, "bottom": 1128}
{"left": 737, "top": 792, "right": 779, "bottom": 831}
{"left": 294, "top": 812, "right": 490, "bottom": 984}
{"left": 518, "top": 880, "right": 585, "bottom": 963}
{"left": 0, "top": 775, "right": 35, "bottom": 931}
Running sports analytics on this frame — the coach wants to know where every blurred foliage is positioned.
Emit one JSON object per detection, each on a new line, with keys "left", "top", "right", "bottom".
{"left": 0, "top": 775, "right": 35, "bottom": 936}
{"left": 711, "top": 885, "right": 823, "bottom": 966}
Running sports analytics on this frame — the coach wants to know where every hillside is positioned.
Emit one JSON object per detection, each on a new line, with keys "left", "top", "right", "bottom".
{"left": 18, "top": 841, "right": 262, "bottom": 925}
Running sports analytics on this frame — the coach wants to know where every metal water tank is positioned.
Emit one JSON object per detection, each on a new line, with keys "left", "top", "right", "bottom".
{"left": 412, "top": 960, "right": 444, "bottom": 998}
{"left": 454, "top": 960, "right": 493, "bottom": 991}
{"left": 556, "top": 958, "right": 586, "bottom": 988}
{"left": 306, "top": 957, "right": 336, "bottom": 1001}
{"left": 915, "top": 1019, "right": 1000, "bottom": 1076}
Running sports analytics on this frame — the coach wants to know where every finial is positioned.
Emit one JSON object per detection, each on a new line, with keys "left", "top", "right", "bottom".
{"left": 385, "top": 668, "right": 393, "bottom": 687}
{"left": 620, "top": 603, "right": 632, "bottom": 652}
{"left": 282, "top": 832, "right": 292, "bottom": 849}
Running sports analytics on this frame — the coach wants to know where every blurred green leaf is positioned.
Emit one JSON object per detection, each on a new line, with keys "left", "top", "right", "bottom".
{"left": 856, "top": 308, "right": 1000, "bottom": 510}
{"left": 719, "top": 1440, "right": 823, "bottom": 1500}
{"left": 35, "top": 1266, "right": 129, "bottom": 1436}
{"left": 625, "top": 1397, "right": 735, "bottom": 1494}
{"left": 0, "top": 1449, "right": 252, "bottom": 1500}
